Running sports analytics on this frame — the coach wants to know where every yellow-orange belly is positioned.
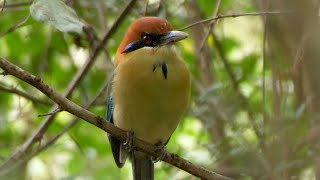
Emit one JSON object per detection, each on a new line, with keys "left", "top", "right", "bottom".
{"left": 112, "top": 46, "right": 190, "bottom": 144}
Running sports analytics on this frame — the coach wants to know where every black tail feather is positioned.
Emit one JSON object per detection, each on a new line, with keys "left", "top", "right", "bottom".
{"left": 131, "top": 151, "right": 154, "bottom": 180}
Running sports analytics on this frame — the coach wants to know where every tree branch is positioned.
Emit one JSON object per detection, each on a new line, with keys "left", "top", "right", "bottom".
{"left": 0, "top": 83, "right": 52, "bottom": 105}
{"left": 0, "top": 75, "right": 111, "bottom": 176}
{"left": 179, "top": 11, "right": 292, "bottom": 30}
{"left": 0, "top": 57, "right": 233, "bottom": 180}
{"left": 0, "top": 15, "right": 30, "bottom": 38}
{"left": 37, "top": 108, "right": 62, "bottom": 117}
{"left": 0, "top": 0, "right": 138, "bottom": 169}
{"left": 198, "top": 0, "right": 221, "bottom": 52}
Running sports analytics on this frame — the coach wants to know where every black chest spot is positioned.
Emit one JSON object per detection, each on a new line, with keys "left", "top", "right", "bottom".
{"left": 153, "top": 61, "right": 168, "bottom": 79}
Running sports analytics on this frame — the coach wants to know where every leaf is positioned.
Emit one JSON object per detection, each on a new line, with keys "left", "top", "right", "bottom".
{"left": 30, "top": 0, "right": 85, "bottom": 34}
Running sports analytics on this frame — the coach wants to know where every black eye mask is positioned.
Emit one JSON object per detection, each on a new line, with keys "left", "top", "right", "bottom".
{"left": 122, "top": 32, "right": 164, "bottom": 54}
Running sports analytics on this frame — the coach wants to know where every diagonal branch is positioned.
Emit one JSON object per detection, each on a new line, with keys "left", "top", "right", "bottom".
{"left": 198, "top": 0, "right": 221, "bottom": 52}
{"left": 0, "top": 83, "right": 52, "bottom": 105}
{"left": 0, "top": 15, "right": 30, "bottom": 38}
{"left": 0, "top": 76, "right": 112, "bottom": 176}
{"left": 0, "top": 0, "right": 138, "bottom": 169}
{"left": 0, "top": 57, "right": 233, "bottom": 180}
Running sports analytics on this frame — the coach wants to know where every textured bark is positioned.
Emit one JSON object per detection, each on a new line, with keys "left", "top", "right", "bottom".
{"left": 0, "top": 57, "right": 232, "bottom": 180}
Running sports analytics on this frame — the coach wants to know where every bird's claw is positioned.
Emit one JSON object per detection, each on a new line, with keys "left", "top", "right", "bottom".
{"left": 123, "top": 131, "right": 134, "bottom": 152}
{"left": 151, "top": 144, "right": 169, "bottom": 163}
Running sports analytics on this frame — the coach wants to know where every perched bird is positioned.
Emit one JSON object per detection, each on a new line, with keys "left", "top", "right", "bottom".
{"left": 107, "top": 16, "right": 190, "bottom": 180}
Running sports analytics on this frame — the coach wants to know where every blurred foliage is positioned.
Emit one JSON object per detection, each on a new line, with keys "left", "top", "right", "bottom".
{"left": 0, "top": 0, "right": 317, "bottom": 180}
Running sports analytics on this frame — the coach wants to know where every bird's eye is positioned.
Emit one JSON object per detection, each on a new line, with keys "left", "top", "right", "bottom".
{"left": 142, "top": 34, "right": 152, "bottom": 45}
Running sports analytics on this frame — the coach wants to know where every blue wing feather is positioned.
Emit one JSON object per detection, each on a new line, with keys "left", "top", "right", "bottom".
{"left": 106, "top": 96, "right": 124, "bottom": 168}
{"left": 106, "top": 97, "right": 114, "bottom": 123}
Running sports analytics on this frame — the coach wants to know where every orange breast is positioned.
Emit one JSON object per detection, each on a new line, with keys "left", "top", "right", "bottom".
{"left": 112, "top": 46, "right": 190, "bottom": 144}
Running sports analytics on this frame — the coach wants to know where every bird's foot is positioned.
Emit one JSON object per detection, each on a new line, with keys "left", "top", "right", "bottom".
{"left": 151, "top": 143, "right": 169, "bottom": 163}
{"left": 123, "top": 131, "right": 134, "bottom": 152}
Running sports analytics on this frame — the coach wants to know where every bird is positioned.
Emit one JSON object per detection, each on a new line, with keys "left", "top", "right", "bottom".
{"left": 107, "top": 16, "right": 190, "bottom": 180}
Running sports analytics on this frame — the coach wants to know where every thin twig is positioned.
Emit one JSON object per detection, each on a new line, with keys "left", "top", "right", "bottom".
{"left": 0, "top": 15, "right": 30, "bottom": 38}
{"left": 214, "top": 38, "right": 238, "bottom": 88}
{"left": 262, "top": 6, "right": 269, "bottom": 142}
{"left": 0, "top": 57, "right": 234, "bottom": 180}
{"left": 143, "top": 0, "right": 149, "bottom": 15}
{"left": 1, "top": 74, "right": 113, "bottom": 176}
{"left": 38, "top": 108, "right": 62, "bottom": 117}
{"left": 179, "top": 11, "right": 292, "bottom": 30}
{"left": 0, "top": 0, "right": 137, "bottom": 169}
{"left": 214, "top": 34, "right": 266, "bottom": 150}
{"left": 0, "top": 83, "right": 52, "bottom": 105}
{"left": 199, "top": 0, "right": 221, "bottom": 52}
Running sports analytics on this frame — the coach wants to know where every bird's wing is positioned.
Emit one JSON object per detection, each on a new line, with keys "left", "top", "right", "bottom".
{"left": 106, "top": 74, "right": 125, "bottom": 168}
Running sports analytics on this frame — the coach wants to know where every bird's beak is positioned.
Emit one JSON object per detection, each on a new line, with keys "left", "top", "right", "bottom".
{"left": 159, "top": 30, "right": 188, "bottom": 46}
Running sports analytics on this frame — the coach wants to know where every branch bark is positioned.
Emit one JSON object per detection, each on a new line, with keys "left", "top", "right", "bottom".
{"left": 0, "top": 83, "right": 52, "bottom": 105}
{"left": 0, "top": 57, "right": 233, "bottom": 180}
{"left": 0, "top": 0, "right": 137, "bottom": 169}
{"left": 179, "top": 11, "right": 292, "bottom": 31}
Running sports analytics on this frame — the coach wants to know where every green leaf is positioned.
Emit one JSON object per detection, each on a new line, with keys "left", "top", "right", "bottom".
{"left": 30, "top": 0, "right": 85, "bottom": 34}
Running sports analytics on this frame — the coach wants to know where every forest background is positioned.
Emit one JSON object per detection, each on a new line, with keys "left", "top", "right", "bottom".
{"left": 0, "top": 0, "right": 319, "bottom": 179}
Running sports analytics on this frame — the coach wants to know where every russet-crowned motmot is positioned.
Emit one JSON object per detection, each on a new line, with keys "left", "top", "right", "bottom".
{"left": 107, "top": 16, "right": 190, "bottom": 180}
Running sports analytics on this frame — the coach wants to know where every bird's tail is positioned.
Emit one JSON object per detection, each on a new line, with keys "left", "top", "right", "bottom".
{"left": 131, "top": 151, "right": 154, "bottom": 180}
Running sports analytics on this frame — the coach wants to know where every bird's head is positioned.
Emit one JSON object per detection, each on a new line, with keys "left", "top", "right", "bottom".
{"left": 116, "top": 17, "right": 188, "bottom": 63}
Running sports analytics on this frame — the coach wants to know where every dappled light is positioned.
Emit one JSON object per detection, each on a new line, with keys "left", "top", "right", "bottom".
{"left": 1, "top": 0, "right": 320, "bottom": 179}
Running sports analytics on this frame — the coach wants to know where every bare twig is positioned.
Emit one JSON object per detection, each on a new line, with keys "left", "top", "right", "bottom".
{"left": 0, "top": 57, "right": 233, "bottom": 180}
{"left": 0, "top": 15, "right": 30, "bottom": 38}
{"left": 199, "top": 0, "right": 221, "bottom": 52}
{"left": 0, "top": 83, "right": 52, "bottom": 105}
{"left": 179, "top": 11, "right": 292, "bottom": 30}
{"left": 0, "top": 0, "right": 138, "bottom": 169}
{"left": 213, "top": 37, "right": 265, "bottom": 142}
{"left": 1, "top": 74, "right": 112, "bottom": 176}
{"left": 38, "top": 108, "right": 62, "bottom": 117}
{"left": 214, "top": 40, "right": 238, "bottom": 88}
{"left": 262, "top": 4, "right": 269, "bottom": 141}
